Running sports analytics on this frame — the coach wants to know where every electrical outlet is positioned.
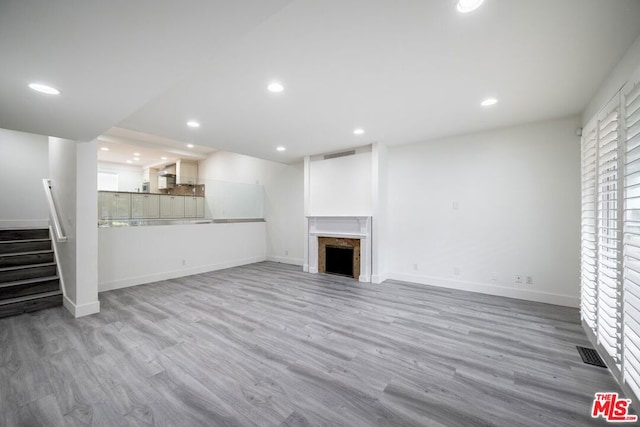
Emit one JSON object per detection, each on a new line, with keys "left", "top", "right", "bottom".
{"left": 453, "top": 201, "right": 459, "bottom": 210}
{"left": 182, "top": 259, "right": 187, "bottom": 266}
{"left": 413, "top": 263, "right": 418, "bottom": 271}
{"left": 454, "top": 267, "right": 461, "bottom": 276}
{"left": 526, "top": 276, "right": 533, "bottom": 285}
{"left": 515, "top": 275, "right": 523, "bottom": 284}
{"left": 285, "top": 250, "right": 289, "bottom": 256}
{"left": 490, "top": 272, "right": 498, "bottom": 282}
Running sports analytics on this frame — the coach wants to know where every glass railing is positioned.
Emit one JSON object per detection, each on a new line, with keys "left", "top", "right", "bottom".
{"left": 97, "top": 177, "right": 265, "bottom": 227}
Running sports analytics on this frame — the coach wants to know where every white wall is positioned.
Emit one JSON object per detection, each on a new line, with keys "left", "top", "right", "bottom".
{"left": 98, "top": 222, "right": 267, "bottom": 291}
{"left": 308, "top": 149, "right": 372, "bottom": 216}
{"left": 97, "top": 161, "right": 143, "bottom": 192}
{"left": 199, "top": 151, "right": 304, "bottom": 266}
{"left": 0, "top": 128, "right": 49, "bottom": 228}
{"left": 387, "top": 116, "right": 582, "bottom": 307}
{"left": 49, "top": 137, "right": 99, "bottom": 317}
{"left": 583, "top": 32, "right": 640, "bottom": 124}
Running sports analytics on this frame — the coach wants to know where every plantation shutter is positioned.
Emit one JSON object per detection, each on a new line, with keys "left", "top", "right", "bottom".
{"left": 596, "top": 98, "right": 622, "bottom": 364}
{"left": 623, "top": 78, "right": 640, "bottom": 398}
{"left": 581, "top": 124, "right": 598, "bottom": 331}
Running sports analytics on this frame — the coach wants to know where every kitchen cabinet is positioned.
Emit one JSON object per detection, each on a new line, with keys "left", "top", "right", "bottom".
{"left": 131, "top": 194, "right": 159, "bottom": 219}
{"left": 98, "top": 192, "right": 130, "bottom": 219}
{"left": 160, "top": 195, "right": 185, "bottom": 218}
{"left": 176, "top": 160, "right": 198, "bottom": 185}
{"left": 184, "top": 196, "right": 205, "bottom": 218}
{"left": 197, "top": 197, "right": 205, "bottom": 218}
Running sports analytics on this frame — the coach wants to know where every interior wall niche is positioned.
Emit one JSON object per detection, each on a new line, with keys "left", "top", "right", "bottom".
{"left": 318, "top": 237, "right": 360, "bottom": 279}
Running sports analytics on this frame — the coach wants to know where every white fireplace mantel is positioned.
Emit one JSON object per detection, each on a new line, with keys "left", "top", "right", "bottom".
{"left": 305, "top": 216, "right": 372, "bottom": 282}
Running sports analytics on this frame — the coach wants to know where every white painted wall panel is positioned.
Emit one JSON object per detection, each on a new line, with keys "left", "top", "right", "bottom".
{"left": 387, "top": 116, "right": 582, "bottom": 307}
{"left": 0, "top": 128, "right": 49, "bottom": 227}
{"left": 98, "top": 222, "right": 267, "bottom": 291}
{"left": 309, "top": 152, "right": 372, "bottom": 216}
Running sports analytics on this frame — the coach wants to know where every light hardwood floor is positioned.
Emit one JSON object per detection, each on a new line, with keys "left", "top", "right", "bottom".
{"left": 0, "top": 262, "right": 627, "bottom": 426}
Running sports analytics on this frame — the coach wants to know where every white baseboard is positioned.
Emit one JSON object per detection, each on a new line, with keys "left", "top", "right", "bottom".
{"left": 388, "top": 272, "right": 579, "bottom": 308}
{"left": 303, "top": 264, "right": 309, "bottom": 273}
{"left": 63, "top": 295, "right": 100, "bottom": 318}
{"left": 371, "top": 273, "right": 389, "bottom": 284}
{"left": 98, "top": 255, "right": 266, "bottom": 292}
{"left": 358, "top": 275, "right": 371, "bottom": 283}
{"left": 266, "top": 255, "right": 304, "bottom": 266}
{"left": 0, "top": 219, "right": 48, "bottom": 228}
{"left": 308, "top": 267, "right": 318, "bottom": 274}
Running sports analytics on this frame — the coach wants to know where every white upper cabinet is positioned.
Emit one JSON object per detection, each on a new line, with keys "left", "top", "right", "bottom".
{"left": 176, "top": 160, "right": 198, "bottom": 185}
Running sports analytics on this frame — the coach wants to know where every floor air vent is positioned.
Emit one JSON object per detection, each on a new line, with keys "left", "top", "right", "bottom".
{"left": 577, "top": 346, "right": 607, "bottom": 368}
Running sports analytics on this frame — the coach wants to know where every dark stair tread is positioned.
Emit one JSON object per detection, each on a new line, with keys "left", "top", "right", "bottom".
{"left": 0, "top": 229, "right": 49, "bottom": 241}
{"left": 0, "top": 275, "right": 60, "bottom": 289}
{"left": 0, "top": 238, "right": 52, "bottom": 244}
{"left": 0, "top": 290, "right": 62, "bottom": 306}
{"left": 0, "top": 250, "right": 54, "bottom": 257}
{"left": 0, "top": 262, "right": 57, "bottom": 272}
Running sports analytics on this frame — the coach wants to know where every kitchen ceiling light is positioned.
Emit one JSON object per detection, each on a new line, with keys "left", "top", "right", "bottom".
{"left": 126, "top": 160, "right": 133, "bottom": 164}
{"left": 100, "top": 147, "right": 109, "bottom": 152}
{"left": 276, "top": 146, "right": 286, "bottom": 152}
{"left": 481, "top": 97, "right": 498, "bottom": 107}
{"left": 133, "top": 157, "right": 140, "bottom": 161}
{"left": 267, "top": 82, "right": 284, "bottom": 93}
{"left": 353, "top": 128, "right": 365, "bottom": 135}
{"left": 161, "top": 156, "right": 168, "bottom": 160}
{"left": 186, "top": 120, "right": 200, "bottom": 128}
{"left": 187, "top": 144, "right": 195, "bottom": 148}
{"left": 133, "top": 152, "right": 140, "bottom": 156}
{"left": 28, "top": 82, "right": 61, "bottom": 95}
{"left": 457, "top": 0, "right": 485, "bottom": 13}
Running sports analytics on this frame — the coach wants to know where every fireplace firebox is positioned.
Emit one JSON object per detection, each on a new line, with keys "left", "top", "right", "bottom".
{"left": 318, "top": 236, "right": 360, "bottom": 279}
{"left": 326, "top": 246, "right": 354, "bottom": 277}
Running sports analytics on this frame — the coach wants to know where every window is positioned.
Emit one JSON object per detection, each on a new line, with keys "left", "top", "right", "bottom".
{"left": 581, "top": 70, "right": 640, "bottom": 400}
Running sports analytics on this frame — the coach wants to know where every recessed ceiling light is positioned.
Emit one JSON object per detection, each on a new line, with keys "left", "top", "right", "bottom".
{"left": 456, "top": 0, "right": 485, "bottom": 13}
{"left": 276, "top": 146, "right": 286, "bottom": 152}
{"left": 100, "top": 147, "right": 109, "bottom": 152}
{"left": 187, "top": 120, "right": 200, "bottom": 128}
{"left": 133, "top": 152, "right": 140, "bottom": 156}
{"left": 267, "top": 82, "right": 284, "bottom": 93}
{"left": 353, "top": 128, "right": 365, "bottom": 135}
{"left": 133, "top": 157, "right": 140, "bottom": 161}
{"left": 161, "top": 156, "right": 168, "bottom": 161}
{"left": 126, "top": 160, "right": 133, "bottom": 164}
{"left": 28, "top": 82, "right": 61, "bottom": 95}
{"left": 187, "top": 144, "right": 195, "bottom": 148}
{"left": 481, "top": 97, "right": 498, "bottom": 107}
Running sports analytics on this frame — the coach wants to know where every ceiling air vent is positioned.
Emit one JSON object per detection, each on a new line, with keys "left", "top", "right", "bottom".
{"left": 324, "top": 150, "right": 356, "bottom": 160}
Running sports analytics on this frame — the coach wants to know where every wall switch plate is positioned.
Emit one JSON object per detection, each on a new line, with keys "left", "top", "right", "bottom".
{"left": 413, "top": 263, "right": 418, "bottom": 270}
{"left": 285, "top": 250, "right": 289, "bottom": 256}
{"left": 526, "top": 276, "right": 533, "bottom": 285}
{"left": 453, "top": 201, "right": 459, "bottom": 210}
{"left": 515, "top": 275, "right": 523, "bottom": 284}
{"left": 454, "top": 267, "right": 461, "bottom": 276}
{"left": 490, "top": 272, "right": 498, "bottom": 282}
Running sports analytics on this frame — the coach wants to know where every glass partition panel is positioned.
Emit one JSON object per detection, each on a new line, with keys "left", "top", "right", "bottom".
{"left": 207, "top": 180, "right": 264, "bottom": 220}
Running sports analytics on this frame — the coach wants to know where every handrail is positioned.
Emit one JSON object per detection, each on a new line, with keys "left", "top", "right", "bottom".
{"left": 42, "top": 179, "right": 67, "bottom": 242}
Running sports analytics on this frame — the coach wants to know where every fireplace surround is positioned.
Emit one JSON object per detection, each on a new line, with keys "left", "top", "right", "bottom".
{"left": 306, "top": 216, "right": 372, "bottom": 282}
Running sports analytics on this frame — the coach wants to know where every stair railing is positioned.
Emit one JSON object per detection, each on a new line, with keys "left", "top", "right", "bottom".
{"left": 42, "top": 179, "right": 67, "bottom": 242}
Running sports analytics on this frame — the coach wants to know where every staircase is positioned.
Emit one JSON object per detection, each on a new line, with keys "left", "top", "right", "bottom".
{"left": 0, "top": 228, "right": 62, "bottom": 318}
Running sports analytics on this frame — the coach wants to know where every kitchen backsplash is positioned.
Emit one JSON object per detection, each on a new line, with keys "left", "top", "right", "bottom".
{"left": 159, "top": 184, "right": 205, "bottom": 197}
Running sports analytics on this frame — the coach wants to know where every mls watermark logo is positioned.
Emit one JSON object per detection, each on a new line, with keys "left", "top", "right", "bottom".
{"left": 591, "top": 392, "right": 638, "bottom": 422}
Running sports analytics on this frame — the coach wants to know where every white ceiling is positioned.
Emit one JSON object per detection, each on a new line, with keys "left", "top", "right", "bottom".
{"left": 2, "top": 1, "right": 640, "bottom": 164}
{"left": 97, "top": 128, "right": 214, "bottom": 169}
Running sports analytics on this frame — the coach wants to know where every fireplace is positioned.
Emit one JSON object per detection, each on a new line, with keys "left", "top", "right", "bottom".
{"left": 305, "top": 216, "right": 372, "bottom": 282}
{"left": 318, "top": 237, "right": 360, "bottom": 278}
